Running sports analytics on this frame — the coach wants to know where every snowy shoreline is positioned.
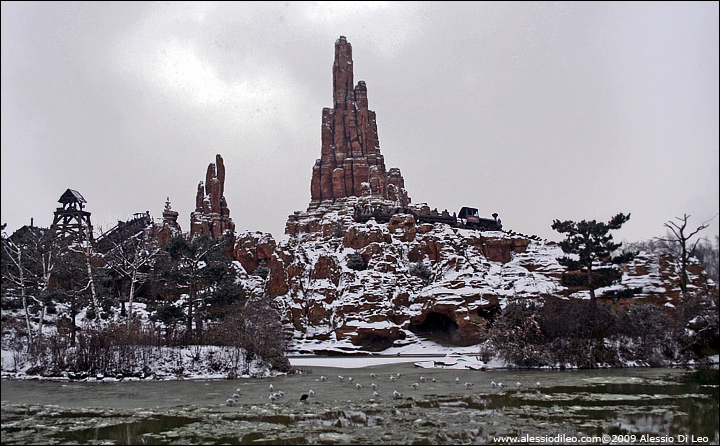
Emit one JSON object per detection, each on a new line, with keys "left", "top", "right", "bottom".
{"left": 0, "top": 344, "right": 285, "bottom": 382}
{"left": 4, "top": 349, "right": 716, "bottom": 382}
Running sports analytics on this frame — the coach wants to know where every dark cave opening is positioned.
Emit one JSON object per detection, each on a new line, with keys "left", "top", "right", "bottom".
{"left": 409, "top": 312, "right": 459, "bottom": 345}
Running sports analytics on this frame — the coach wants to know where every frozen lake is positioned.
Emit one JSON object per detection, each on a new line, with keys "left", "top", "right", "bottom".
{"left": 1, "top": 360, "right": 717, "bottom": 444}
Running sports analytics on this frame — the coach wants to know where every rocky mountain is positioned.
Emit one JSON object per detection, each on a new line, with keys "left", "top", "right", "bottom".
{"left": 6, "top": 37, "right": 712, "bottom": 382}
{"left": 233, "top": 196, "right": 710, "bottom": 354}
{"left": 218, "top": 37, "right": 713, "bottom": 354}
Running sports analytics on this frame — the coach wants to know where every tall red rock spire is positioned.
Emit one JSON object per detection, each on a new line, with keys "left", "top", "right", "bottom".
{"left": 310, "top": 36, "right": 410, "bottom": 206}
{"left": 190, "top": 154, "right": 235, "bottom": 238}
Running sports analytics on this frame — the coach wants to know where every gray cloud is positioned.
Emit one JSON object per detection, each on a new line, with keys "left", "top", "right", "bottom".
{"left": 2, "top": 1, "right": 718, "bottom": 243}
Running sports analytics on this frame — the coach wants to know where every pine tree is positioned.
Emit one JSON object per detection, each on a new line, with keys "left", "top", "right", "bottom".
{"left": 163, "top": 232, "right": 234, "bottom": 341}
{"left": 551, "top": 213, "right": 635, "bottom": 306}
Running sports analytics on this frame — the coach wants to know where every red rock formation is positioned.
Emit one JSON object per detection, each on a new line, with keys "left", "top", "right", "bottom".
{"left": 190, "top": 154, "right": 235, "bottom": 238}
{"left": 269, "top": 37, "right": 714, "bottom": 353}
{"left": 310, "top": 36, "right": 410, "bottom": 207}
{"left": 155, "top": 197, "right": 182, "bottom": 247}
{"left": 233, "top": 231, "right": 276, "bottom": 275}
{"left": 272, "top": 199, "right": 715, "bottom": 352}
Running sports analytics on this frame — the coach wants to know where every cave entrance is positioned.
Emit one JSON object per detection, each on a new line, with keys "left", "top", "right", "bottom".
{"left": 409, "top": 312, "right": 459, "bottom": 345}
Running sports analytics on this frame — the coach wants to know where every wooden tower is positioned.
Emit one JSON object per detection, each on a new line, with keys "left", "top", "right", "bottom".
{"left": 51, "top": 189, "right": 93, "bottom": 241}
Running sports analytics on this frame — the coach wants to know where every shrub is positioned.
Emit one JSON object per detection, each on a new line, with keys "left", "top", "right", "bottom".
{"left": 152, "top": 304, "right": 183, "bottom": 325}
{"left": 488, "top": 301, "right": 546, "bottom": 367}
{"left": 253, "top": 262, "right": 270, "bottom": 280}
{"left": 346, "top": 252, "right": 367, "bottom": 271}
{"left": 206, "top": 282, "right": 245, "bottom": 308}
{"left": 409, "top": 260, "right": 432, "bottom": 284}
{"left": 487, "top": 296, "right": 705, "bottom": 368}
{"left": 332, "top": 221, "right": 346, "bottom": 238}
{"left": 675, "top": 289, "right": 719, "bottom": 359}
{"left": 238, "top": 298, "right": 291, "bottom": 372}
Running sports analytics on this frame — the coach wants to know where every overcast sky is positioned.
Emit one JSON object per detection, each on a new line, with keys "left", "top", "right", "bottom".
{"left": 2, "top": 1, "right": 718, "bottom": 244}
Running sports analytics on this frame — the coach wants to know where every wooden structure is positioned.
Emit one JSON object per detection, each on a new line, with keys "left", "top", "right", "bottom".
{"left": 51, "top": 189, "right": 93, "bottom": 241}
{"left": 95, "top": 211, "right": 152, "bottom": 253}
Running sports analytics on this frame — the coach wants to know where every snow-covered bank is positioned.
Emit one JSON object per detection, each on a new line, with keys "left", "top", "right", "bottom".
{"left": 289, "top": 353, "right": 509, "bottom": 369}
{"left": 290, "top": 355, "right": 437, "bottom": 368}
{"left": 289, "top": 351, "right": 719, "bottom": 371}
{"left": 1, "top": 344, "right": 285, "bottom": 381}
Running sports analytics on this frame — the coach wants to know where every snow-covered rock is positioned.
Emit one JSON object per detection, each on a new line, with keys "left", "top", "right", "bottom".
{"left": 224, "top": 195, "right": 714, "bottom": 355}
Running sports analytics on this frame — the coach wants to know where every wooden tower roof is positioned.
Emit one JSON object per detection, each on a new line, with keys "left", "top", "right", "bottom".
{"left": 58, "top": 189, "right": 86, "bottom": 204}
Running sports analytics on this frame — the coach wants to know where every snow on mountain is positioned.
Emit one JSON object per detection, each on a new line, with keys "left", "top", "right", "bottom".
{"left": 230, "top": 196, "right": 712, "bottom": 356}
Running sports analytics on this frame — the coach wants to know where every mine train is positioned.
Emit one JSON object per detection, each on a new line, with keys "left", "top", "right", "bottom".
{"left": 353, "top": 205, "right": 502, "bottom": 231}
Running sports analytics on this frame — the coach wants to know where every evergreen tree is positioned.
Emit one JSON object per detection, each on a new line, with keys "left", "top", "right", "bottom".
{"left": 163, "top": 232, "right": 234, "bottom": 341}
{"left": 551, "top": 213, "right": 635, "bottom": 306}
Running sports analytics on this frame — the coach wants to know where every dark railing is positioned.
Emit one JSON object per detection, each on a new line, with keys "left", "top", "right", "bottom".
{"left": 353, "top": 206, "right": 502, "bottom": 231}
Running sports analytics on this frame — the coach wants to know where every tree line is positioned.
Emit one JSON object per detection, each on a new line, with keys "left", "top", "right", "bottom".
{"left": 486, "top": 212, "right": 718, "bottom": 367}
{"left": 2, "top": 210, "right": 718, "bottom": 372}
{"left": 1, "top": 223, "right": 290, "bottom": 376}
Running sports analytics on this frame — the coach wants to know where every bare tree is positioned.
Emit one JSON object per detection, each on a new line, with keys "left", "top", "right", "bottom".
{"left": 46, "top": 239, "right": 96, "bottom": 346}
{"left": 104, "top": 228, "right": 161, "bottom": 327}
{"left": 656, "top": 214, "right": 714, "bottom": 296}
{"left": 65, "top": 224, "right": 102, "bottom": 328}
{"left": 1, "top": 225, "right": 59, "bottom": 345}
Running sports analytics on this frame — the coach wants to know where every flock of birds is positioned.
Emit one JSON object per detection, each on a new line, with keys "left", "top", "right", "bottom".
{"left": 224, "top": 371, "right": 541, "bottom": 405}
